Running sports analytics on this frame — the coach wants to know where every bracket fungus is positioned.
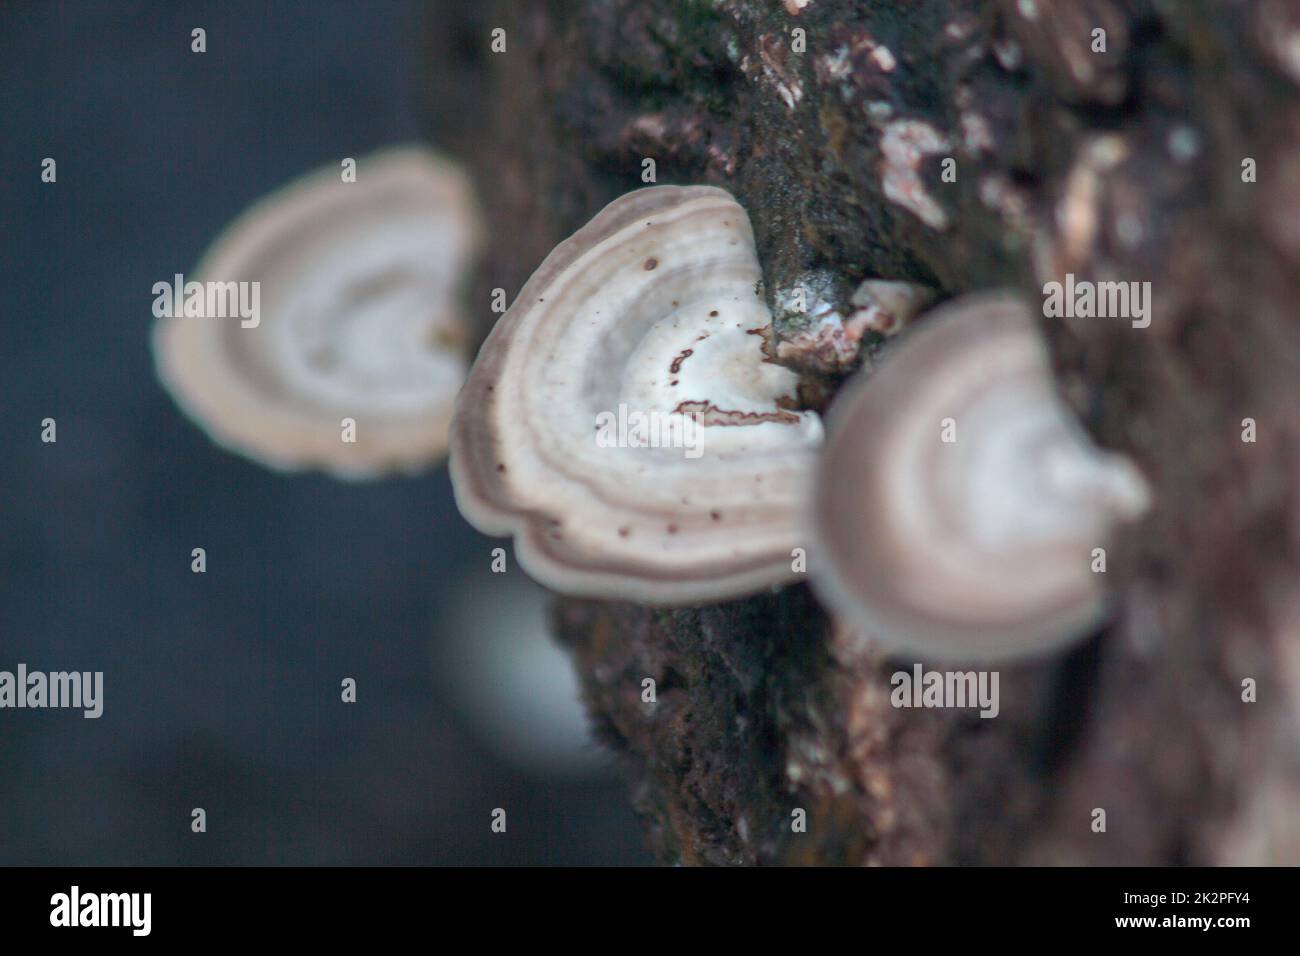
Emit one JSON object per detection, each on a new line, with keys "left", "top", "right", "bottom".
{"left": 810, "top": 291, "right": 1151, "bottom": 662}
{"left": 152, "top": 146, "right": 482, "bottom": 477}
{"left": 450, "top": 185, "right": 823, "bottom": 604}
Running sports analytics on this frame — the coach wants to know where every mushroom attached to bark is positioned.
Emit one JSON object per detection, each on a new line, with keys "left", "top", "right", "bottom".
{"left": 153, "top": 146, "right": 482, "bottom": 478}
{"left": 846, "top": 278, "right": 936, "bottom": 337}
{"left": 450, "top": 185, "right": 823, "bottom": 604}
{"left": 811, "top": 291, "right": 1151, "bottom": 662}
{"left": 773, "top": 276, "right": 936, "bottom": 376}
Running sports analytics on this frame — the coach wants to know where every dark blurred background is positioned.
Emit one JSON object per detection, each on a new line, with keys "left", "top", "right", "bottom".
{"left": 0, "top": 0, "right": 650, "bottom": 865}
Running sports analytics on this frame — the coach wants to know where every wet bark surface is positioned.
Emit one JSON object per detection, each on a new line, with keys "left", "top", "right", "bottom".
{"left": 436, "top": 0, "right": 1300, "bottom": 864}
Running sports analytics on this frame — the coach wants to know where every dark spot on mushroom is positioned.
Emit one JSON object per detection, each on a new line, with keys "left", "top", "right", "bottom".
{"left": 709, "top": 310, "right": 719, "bottom": 317}
{"left": 671, "top": 380, "right": 679, "bottom": 386}
{"left": 671, "top": 300, "right": 679, "bottom": 308}
{"left": 314, "top": 348, "right": 341, "bottom": 372}
{"left": 667, "top": 524, "right": 679, "bottom": 534}
{"left": 496, "top": 463, "right": 506, "bottom": 472}
{"left": 670, "top": 348, "right": 693, "bottom": 374}
{"left": 427, "top": 324, "right": 462, "bottom": 352}
{"left": 644, "top": 257, "right": 659, "bottom": 270}
{"left": 618, "top": 527, "right": 630, "bottom": 538}
{"left": 711, "top": 510, "right": 722, "bottom": 521}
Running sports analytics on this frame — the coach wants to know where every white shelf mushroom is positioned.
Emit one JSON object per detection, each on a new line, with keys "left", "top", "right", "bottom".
{"left": 810, "top": 291, "right": 1151, "bottom": 662}
{"left": 152, "top": 146, "right": 482, "bottom": 478}
{"left": 450, "top": 185, "right": 824, "bottom": 604}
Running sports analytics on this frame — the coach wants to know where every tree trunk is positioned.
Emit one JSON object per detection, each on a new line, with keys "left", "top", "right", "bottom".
{"left": 437, "top": 0, "right": 1300, "bottom": 865}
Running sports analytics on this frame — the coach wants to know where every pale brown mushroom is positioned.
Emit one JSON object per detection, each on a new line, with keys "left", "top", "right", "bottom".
{"left": 810, "top": 291, "right": 1150, "bottom": 661}
{"left": 152, "top": 146, "right": 482, "bottom": 478}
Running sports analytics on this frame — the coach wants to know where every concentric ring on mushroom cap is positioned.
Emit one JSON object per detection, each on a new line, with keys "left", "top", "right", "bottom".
{"left": 450, "top": 185, "right": 823, "bottom": 605}
{"left": 810, "top": 291, "right": 1150, "bottom": 662}
{"left": 152, "top": 146, "right": 482, "bottom": 478}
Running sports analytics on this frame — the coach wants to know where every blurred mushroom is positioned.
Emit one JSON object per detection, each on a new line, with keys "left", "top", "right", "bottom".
{"left": 435, "top": 569, "right": 610, "bottom": 777}
{"left": 810, "top": 291, "right": 1151, "bottom": 662}
{"left": 450, "top": 185, "right": 823, "bottom": 604}
{"left": 153, "top": 146, "right": 482, "bottom": 478}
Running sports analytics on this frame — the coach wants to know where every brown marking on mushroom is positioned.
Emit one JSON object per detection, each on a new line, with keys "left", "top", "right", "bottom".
{"left": 644, "top": 257, "right": 659, "bottom": 270}
{"left": 744, "top": 325, "right": 779, "bottom": 363}
{"left": 669, "top": 348, "right": 694, "bottom": 374}
{"left": 308, "top": 346, "right": 339, "bottom": 370}
{"left": 673, "top": 400, "right": 802, "bottom": 427}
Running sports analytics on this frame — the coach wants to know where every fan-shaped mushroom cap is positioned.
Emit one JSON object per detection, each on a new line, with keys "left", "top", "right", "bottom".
{"left": 810, "top": 291, "right": 1150, "bottom": 662}
{"left": 450, "top": 185, "right": 823, "bottom": 604}
{"left": 153, "top": 146, "right": 481, "bottom": 478}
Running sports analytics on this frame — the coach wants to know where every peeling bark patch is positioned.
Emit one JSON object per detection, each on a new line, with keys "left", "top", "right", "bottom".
{"left": 961, "top": 112, "right": 995, "bottom": 153}
{"left": 880, "top": 119, "right": 952, "bottom": 230}
{"left": 870, "top": 45, "right": 897, "bottom": 73}
{"left": 756, "top": 34, "right": 804, "bottom": 110}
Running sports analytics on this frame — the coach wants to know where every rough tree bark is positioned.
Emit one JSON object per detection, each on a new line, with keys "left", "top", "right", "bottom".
{"left": 432, "top": 0, "right": 1300, "bottom": 864}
